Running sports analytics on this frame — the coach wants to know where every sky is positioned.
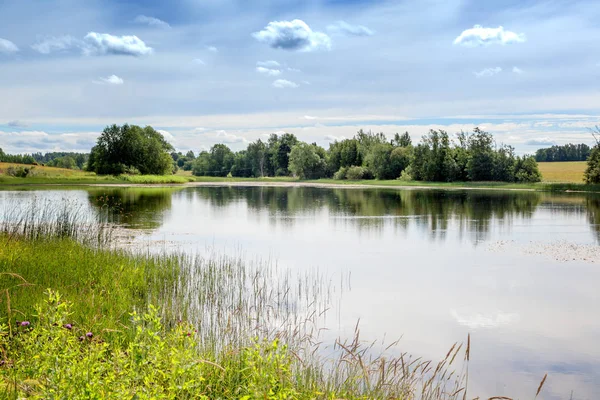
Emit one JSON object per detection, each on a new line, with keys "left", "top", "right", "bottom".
{"left": 1, "top": 0, "right": 600, "bottom": 155}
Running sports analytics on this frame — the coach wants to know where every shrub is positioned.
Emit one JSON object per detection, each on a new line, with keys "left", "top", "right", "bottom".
{"left": 333, "top": 167, "right": 348, "bottom": 180}
{"left": 345, "top": 166, "right": 372, "bottom": 180}
{"left": 6, "top": 166, "right": 33, "bottom": 178}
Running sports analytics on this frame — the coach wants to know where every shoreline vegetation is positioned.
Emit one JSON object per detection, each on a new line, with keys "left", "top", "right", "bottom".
{"left": 0, "top": 203, "right": 491, "bottom": 399}
{"left": 2, "top": 171, "right": 600, "bottom": 193}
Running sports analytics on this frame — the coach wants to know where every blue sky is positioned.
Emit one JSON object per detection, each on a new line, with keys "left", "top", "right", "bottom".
{"left": 1, "top": 0, "right": 600, "bottom": 154}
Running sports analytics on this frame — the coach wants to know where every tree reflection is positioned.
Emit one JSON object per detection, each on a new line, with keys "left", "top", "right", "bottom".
{"left": 87, "top": 188, "right": 180, "bottom": 229}
{"left": 190, "top": 187, "right": 544, "bottom": 241}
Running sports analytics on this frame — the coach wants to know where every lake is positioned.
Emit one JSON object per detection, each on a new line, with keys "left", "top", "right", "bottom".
{"left": 1, "top": 185, "right": 599, "bottom": 399}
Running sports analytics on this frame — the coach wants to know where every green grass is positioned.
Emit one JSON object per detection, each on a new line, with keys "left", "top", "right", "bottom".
{"left": 0, "top": 162, "right": 193, "bottom": 185}
{"left": 538, "top": 161, "right": 587, "bottom": 183}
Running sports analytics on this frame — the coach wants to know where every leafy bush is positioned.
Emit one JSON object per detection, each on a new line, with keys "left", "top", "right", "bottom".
{"left": 333, "top": 166, "right": 348, "bottom": 180}
{"left": 345, "top": 166, "right": 372, "bottom": 180}
{"left": 6, "top": 166, "right": 33, "bottom": 178}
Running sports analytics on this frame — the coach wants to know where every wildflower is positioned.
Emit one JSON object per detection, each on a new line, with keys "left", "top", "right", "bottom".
{"left": 64, "top": 324, "right": 73, "bottom": 330}
{"left": 20, "top": 321, "right": 30, "bottom": 328}
{"left": 79, "top": 336, "right": 85, "bottom": 342}
{"left": 86, "top": 332, "right": 93, "bottom": 339}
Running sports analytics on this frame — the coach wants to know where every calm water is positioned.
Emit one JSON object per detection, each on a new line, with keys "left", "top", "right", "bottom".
{"left": 1, "top": 185, "right": 599, "bottom": 399}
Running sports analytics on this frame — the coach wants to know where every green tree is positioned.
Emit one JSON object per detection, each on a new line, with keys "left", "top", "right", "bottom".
{"left": 288, "top": 143, "right": 327, "bottom": 179}
{"left": 392, "top": 132, "right": 412, "bottom": 147}
{"left": 87, "top": 124, "right": 174, "bottom": 175}
{"left": 365, "top": 143, "right": 394, "bottom": 179}
{"left": 514, "top": 155, "right": 542, "bottom": 183}
{"left": 467, "top": 127, "right": 495, "bottom": 181}
{"left": 584, "top": 128, "right": 600, "bottom": 184}
{"left": 411, "top": 130, "right": 455, "bottom": 182}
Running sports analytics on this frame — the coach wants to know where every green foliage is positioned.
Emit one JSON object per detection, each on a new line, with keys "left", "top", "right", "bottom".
{"left": 411, "top": 130, "right": 455, "bottom": 182}
{"left": 333, "top": 166, "right": 348, "bottom": 180}
{"left": 345, "top": 166, "right": 372, "bottom": 180}
{"left": 584, "top": 145, "right": 600, "bottom": 184}
{"left": 288, "top": 143, "right": 327, "bottom": 179}
{"left": 87, "top": 124, "right": 174, "bottom": 175}
{"left": 392, "top": 131, "right": 412, "bottom": 147}
{"left": 192, "top": 144, "right": 235, "bottom": 177}
{"left": 535, "top": 143, "right": 591, "bottom": 162}
{"left": 467, "top": 127, "right": 495, "bottom": 181}
{"left": 514, "top": 156, "right": 542, "bottom": 183}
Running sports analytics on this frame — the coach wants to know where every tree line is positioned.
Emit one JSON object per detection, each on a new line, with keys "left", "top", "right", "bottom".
{"left": 535, "top": 143, "right": 591, "bottom": 162}
{"left": 0, "top": 148, "right": 88, "bottom": 169}
{"left": 190, "top": 128, "right": 543, "bottom": 183}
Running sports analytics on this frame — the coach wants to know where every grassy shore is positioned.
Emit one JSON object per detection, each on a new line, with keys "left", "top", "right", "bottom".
{"left": 0, "top": 208, "right": 477, "bottom": 399}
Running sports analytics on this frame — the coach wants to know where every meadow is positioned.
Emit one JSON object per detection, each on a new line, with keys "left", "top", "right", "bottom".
{"left": 0, "top": 203, "right": 487, "bottom": 399}
{"left": 537, "top": 161, "right": 587, "bottom": 183}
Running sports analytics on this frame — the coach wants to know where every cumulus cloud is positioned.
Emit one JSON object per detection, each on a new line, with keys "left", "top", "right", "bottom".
{"left": 32, "top": 33, "right": 152, "bottom": 56}
{"left": 216, "top": 130, "right": 248, "bottom": 143}
{"left": 256, "top": 66, "right": 281, "bottom": 76}
{"left": 525, "top": 137, "right": 555, "bottom": 146}
{"left": 32, "top": 35, "right": 79, "bottom": 54}
{"left": 193, "top": 58, "right": 206, "bottom": 65}
{"left": 83, "top": 32, "right": 153, "bottom": 56}
{"left": 134, "top": 15, "right": 170, "bottom": 29}
{"left": 0, "top": 38, "right": 19, "bottom": 54}
{"left": 253, "top": 19, "right": 331, "bottom": 52}
{"left": 206, "top": 46, "right": 218, "bottom": 53}
{"left": 257, "top": 60, "right": 280, "bottom": 68}
{"left": 474, "top": 67, "right": 502, "bottom": 78}
{"left": 454, "top": 25, "right": 526, "bottom": 47}
{"left": 327, "top": 21, "right": 374, "bottom": 37}
{"left": 512, "top": 66, "right": 524, "bottom": 74}
{"left": 272, "top": 79, "right": 299, "bottom": 89}
{"left": 7, "top": 120, "right": 29, "bottom": 128}
{"left": 93, "top": 75, "right": 124, "bottom": 85}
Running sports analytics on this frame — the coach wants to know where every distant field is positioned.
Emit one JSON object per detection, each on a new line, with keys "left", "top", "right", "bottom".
{"left": 538, "top": 161, "right": 587, "bottom": 183}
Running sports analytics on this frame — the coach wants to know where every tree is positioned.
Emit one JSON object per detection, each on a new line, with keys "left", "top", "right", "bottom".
{"left": 270, "top": 133, "right": 298, "bottom": 176}
{"left": 514, "top": 155, "right": 542, "bottom": 183}
{"left": 87, "top": 124, "right": 174, "bottom": 175}
{"left": 585, "top": 127, "right": 600, "bottom": 184}
{"left": 365, "top": 143, "right": 394, "bottom": 180}
{"left": 467, "top": 127, "right": 495, "bottom": 181}
{"left": 288, "top": 143, "right": 327, "bottom": 179}
{"left": 411, "top": 130, "right": 455, "bottom": 182}
{"left": 247, "top": 140, "right": 268, "bottom": 177}
{"left": 392, "top": 132, "right": 412, "bottom": 147}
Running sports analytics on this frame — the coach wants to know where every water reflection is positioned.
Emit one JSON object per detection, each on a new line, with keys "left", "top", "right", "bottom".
{"left": 87, "top": 187, "right": 181, "bottom": 229}
{"left": 188, "top": 187, "right": 545, "bottom": 242}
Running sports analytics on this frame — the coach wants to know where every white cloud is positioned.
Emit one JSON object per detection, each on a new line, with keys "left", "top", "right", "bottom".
{"left": 7, "top": 120, "right": 29, "bottom": 128}
{"left": 257, "top": 60, "right": 280, "bottom": 68}
{"left": 474, "top": 67, "right": 502, "bottom": 78}
{"left": 206, "top": 45, "right": 218, "bottom": 53}
{"left": 287, "top": 67, "right": 301, "bottom": 73}
{"left": 512, "top": 66, "right": 524, "bottom": 74}
{"left": 32, "top": 35, "right": 78, "bottom": 54}
{"left": 252, "top": 19, "right": 331, "bottom": 52}
{"left": 451, "top": 310, "right": 519, "bottom": 329}
{"left": 256, "top": 66, "right": 282, "bottom": 76}
{"left": 454, "top": 25, "right": 526, "bottom": 47}
{"left": 325, "top": 135, "right": 346, "bottom": 142}
{"left": 216, "top": 130, "right": 248, "bottom": 143}
{"left": 525, "top": 137, "right": 555, "bottom": 146}
{"left": 157, "top": 129, "right": 174, "bottom": 140}
{"left": 134, "top": 15, "right": 170, "bottom": 29}
{"left": 193, "top": 58, "right": 206, "bottom": 65}
{"left": 327, "top": 21, "right": 374, "bottom": 37}
{"left": 0, "top": 38, "right": 19, "bottom": 54}
{"left": 83, "top": 32, "right": 153, "bottom": 56}
{"left": 93, "top": 75, "right": 124, "bottom": 85}
{"left": 272, "top": 79, "right": 299, "bottom": 89}
{"left": 304, "top": 115, "right": 318, "bottom": 120}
